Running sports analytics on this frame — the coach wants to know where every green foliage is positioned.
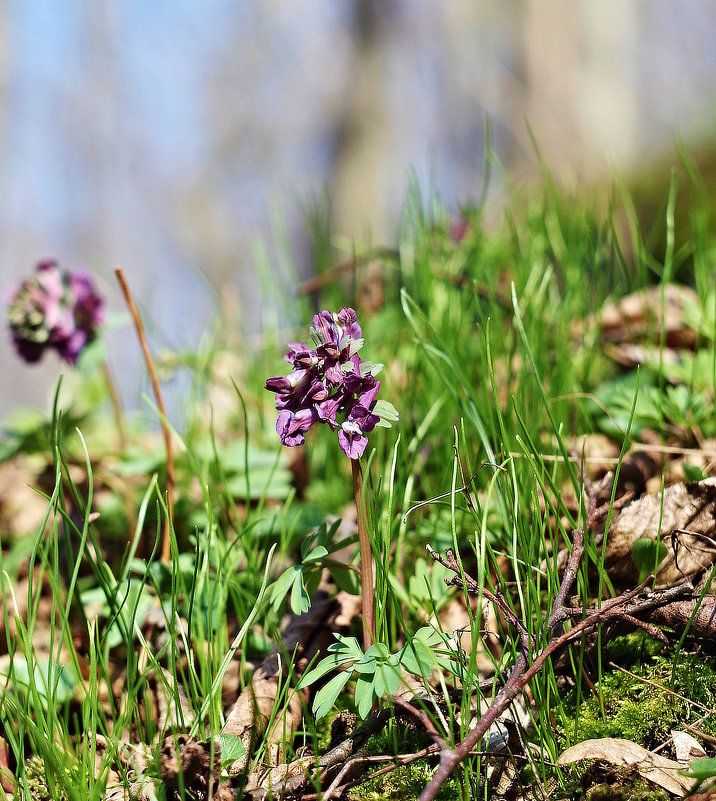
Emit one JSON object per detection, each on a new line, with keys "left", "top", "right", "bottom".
{"left": 630, "top": 538, "right": 669, "bottom": 583}
{"left": 3, "top": 157, "right": 716, "bottom": 799}
{"left": 269, "top": 519, "right": 360, "bottom": 615}
{"left": 593, "top": 371, "right": 715, "bottom": 438}
{"left": 685, "top": 756, "right": 716, "bottom": 782}
{"left": 299, "top": 627, "right": 461, "bottom": 720}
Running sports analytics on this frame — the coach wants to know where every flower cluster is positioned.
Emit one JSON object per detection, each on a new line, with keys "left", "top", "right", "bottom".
{"left": 6, "top": 260, "right": 104, "bottom": 365}
{"left": 265, "top": 308, "right": 397, "bottom": 459}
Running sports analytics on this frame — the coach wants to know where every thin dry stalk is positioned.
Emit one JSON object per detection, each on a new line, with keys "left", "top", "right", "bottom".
{"left": 114, "top": 267, "right": 174, "bottom": 563}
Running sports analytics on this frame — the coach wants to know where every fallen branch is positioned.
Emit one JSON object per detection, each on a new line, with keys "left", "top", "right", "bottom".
{"left": 243, "top": 709, "right": 392, "bottom": 801}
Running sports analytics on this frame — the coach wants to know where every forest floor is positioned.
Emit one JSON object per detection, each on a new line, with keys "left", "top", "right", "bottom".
{"left": 1, "top": 168, "right": 715, "bottom": 800}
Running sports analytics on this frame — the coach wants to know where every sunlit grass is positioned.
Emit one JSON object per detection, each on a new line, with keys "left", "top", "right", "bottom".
{"left": 1, "top": 156, "right": 715, "bottom": 798}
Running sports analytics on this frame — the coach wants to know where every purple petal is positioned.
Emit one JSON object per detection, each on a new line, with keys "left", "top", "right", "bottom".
{"left": 338, "top": 422, "right": 368, "bottom": 459}
{"left": 344, "top": 371, "right": 375, "bottom": 396}
{"left": 11, "top": 336, "right": 45, "bottom": 363}
{"left": 337, "top": 307, "right": 362, "bottom": 339}
{"left": 68, "top": 270, "right": 104, "bottom": 332}
{"left": 265, "top": 375, "right": 291, "bottom": 393}
{"left": 276, "top": 407, "right": 317, "bottom": 447}
{"left": 312, "top": 310, "right": 340, "bottom": 344}
{"left": 265, "top": 369, "right": 313, "bottom": 409}
{"left": 349, "top": 404, "right": 380, "bottom": 433}
{"left": 35, "top": 262, "right": 64, "bottom": 300}
{"left": 303, "top": 379, "right": 329, "bottom": 405}
{"left": 358, "top": 379, "right": 380, "bottom": 410}
{"left": 324, "top": 361, "right": 344, "bottom": 386}
{"left": 285, "top": 341, "right": 309, "bottom": 364}
{"left": 316, "top": 396, "right": 341, "bottom": 428}
{"left": 316, "top": 342, "right": 340, "bottom": 361}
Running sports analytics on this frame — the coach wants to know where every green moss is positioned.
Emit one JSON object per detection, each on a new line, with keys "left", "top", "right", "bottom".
{"left": 23, "top": 756, "right": 70, "bottom": 801}
{"left": 560, "top": 764, "right": 670, "bottom": 801}
{"left": 344, "top": 725, "right": 460, "bottom": 801}
{"left": 603, "top": 632, "right": 666, "bottom": 665}
{"left": 567, "top": 641, "right": 716, "bottom": 749}
{"left": 348, "top": 757, "right": 460, "bottom": 801}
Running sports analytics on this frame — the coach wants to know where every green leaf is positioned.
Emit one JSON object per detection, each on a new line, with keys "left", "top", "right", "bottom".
{"left": 364, "top": 642, "right": 390, "bottom": 661}
{"left": 348, "top": 338, "right": 365, "bottom": 357}
{"left": 684, "top": 756, "right": 716, "bottom": 780}
{"left": 298, "top": 652, "right": 355, "bottom": 689}
{"left": 374, "top": 655, "right": 402, "bottom": 698}
{"left": 631, "top": 538, "right": 668, "bottom": 583}
{"left": 320, "top": 519, "right": 342, "bottom": 550}
{"left": 290, "top": 569, "right": 311, "bottom": 615}
{"left": 329, "top": 634, "right": 364, "bottom": 661}
{"left": 304, "top": 566, "right": 322, "bottom": 599}
{"left": 330, "top": 565, "right": 361, "bottom": 595}
{"left": 106, "top": 579, "right": 155, "bottom": 648}
{"left": 303, "top": 545, "right": 329, "bottom": 564}
{"left": 414, "top": 626, "right": 448, "bottom": 647}
{"left": 11, "top": 659, "right": 77, "bottom": 706}
{"left": 400, "top": 639, "right": 436, "bottom": 678}
{"left": 354, "top": 674, "right": 375, "bottom": 719}
{"left": 312, "top": 670, "right": 352, "bottom": 720}
{"left": 359, "top": 360, "right": 383, "bottom": 377}
{"left": 76, "top": 337, "right": 108, "bottom": 374}
{"left": 387, "top": 573, "right": 410, "bottom": 606}
{"left": 269, "top": 566, "right": 301, "bottom": 613}
{"left": 683, "top": 463, "right": 706, "bottom": 482}
{"left": 216, "top": 733, "right": 245, "bottom": 767}
{"left": 226, "top": 469, "right": 292, "bottom": 501}
{"left": 372, "top": 399, "right": 400, "bottom": 428}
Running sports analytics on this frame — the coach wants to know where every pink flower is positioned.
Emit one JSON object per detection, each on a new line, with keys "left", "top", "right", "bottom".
{"left": 7, "top": 261, "right": 104, "bottom": 365}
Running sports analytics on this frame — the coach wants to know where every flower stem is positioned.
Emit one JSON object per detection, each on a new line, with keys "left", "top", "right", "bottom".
{"left": 352, "top": 458, "right": 375, "bottom": 650}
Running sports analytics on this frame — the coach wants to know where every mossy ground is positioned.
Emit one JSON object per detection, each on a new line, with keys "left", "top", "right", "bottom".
{"left": 349, "top": 725, "right": 459, "bottom": 801}
{"left": 547, "top": 635, "right": 716, "bottom": 800}
{"left": 564, "top": 635, "right": 716, "bottom": 750}
{"left": 560, "top": 764, "right": 670, "bottom": 801}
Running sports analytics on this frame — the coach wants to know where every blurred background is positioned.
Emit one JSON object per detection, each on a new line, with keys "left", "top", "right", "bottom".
{"left": 2, "top": 0, "right": 716, "bottom": 421}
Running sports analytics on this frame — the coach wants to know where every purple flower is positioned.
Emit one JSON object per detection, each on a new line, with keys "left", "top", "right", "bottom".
{"left": 265, "top": 307, "right": 396, "bottom": 459}
{"left": 337, "top": 400, "right": 380, "bottom": 459}
{"left": 276, "top": 407, "right": 318, "bottom": 447}
{"left": 449, "top": 214, "right": 471, "bottom": 244}
{"left": 7, "top": 261, "right": 104, "bottom": 365}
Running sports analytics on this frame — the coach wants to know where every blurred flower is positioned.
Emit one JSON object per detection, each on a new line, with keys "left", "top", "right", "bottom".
{"left": 7, "top": 260, "right": 104, "bottom": 364}
{"left": 265, "top": 307, "right": 397, "bottom": 459}
{"left": 449, "top": 216, "right": 470, "bottom": 244}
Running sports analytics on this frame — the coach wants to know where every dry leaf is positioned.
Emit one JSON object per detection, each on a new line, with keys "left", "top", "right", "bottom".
{"left": 558, "top": 737, "right": 692, "bottom": 795}
{"left": 596, "top": 284, "right": 700, "bottom": 350}
{"left": 602, "top": 478, "right": 716, "bottom": 589}
{"left": 672, "top": 729, "right": 707, "bottom": 763}
{"left": 0, "top": 736, "right": 14, "bottom": 795}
